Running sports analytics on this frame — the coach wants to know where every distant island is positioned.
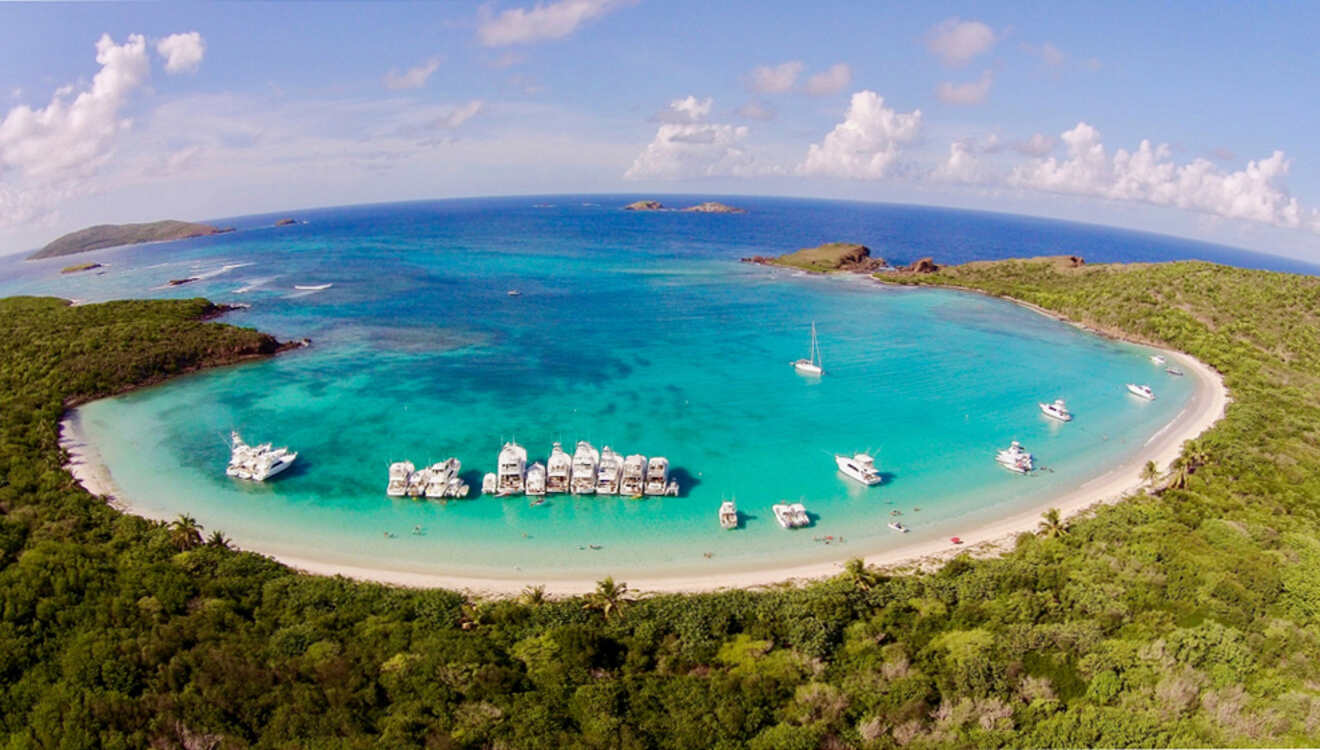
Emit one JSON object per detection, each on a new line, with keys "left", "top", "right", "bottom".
{"left": 275, "top": 218, "right": 299, "bottom": 226}
{"left": 27, "top": 220, "right": 235, "bottom": 260}
{"left": 60, "top": 262, "right": 103, "bottom": 274}
{"left": 622, "top": 200, "right": 746, "bottom": 213}
{"left": 742, "top": 241, "right": 889, "bottom": 272}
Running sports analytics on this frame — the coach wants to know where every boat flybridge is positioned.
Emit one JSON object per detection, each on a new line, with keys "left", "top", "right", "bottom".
{"left": 570, "top": 441, "right": 600, "bottom": 495}
{"left": 719, "top": 500, "right": 739, "bottom": 530}
{"left": 596, "top": 446, "right": 624, "bottom": 495}
{"left": 835, "top": 452, "right": 882, "bottom": 485}
{"left": 773, "top": 502, "right": 810, "bottom": 529}
{"left": 546, "top": 442, "right": 572, "bottom": 493}
{"left": 995, "top": 440, "right": 1034, "bottom": 474}
{"left": 525, "top": 462, "right": 547, "bottom": 497}
{"left": 1039, "top": 398, "right": 1073, "bottom": 422}
{"left": 1127, "top": 383, "right": 1157, "bottom": 400}
{"left": 496, "top": 442, "right": 528, "bottom": 494}
{"left": 227, "top": 431, "right": 298, "bottom": 482}
{"left": 791, "top": 321, "right": 824, "bottom": 376}
{"left": 620, "top": 454, "right": 647, "bottom": 497}
{"left": 386, "top": 461, "right": 414, "bottom": 496}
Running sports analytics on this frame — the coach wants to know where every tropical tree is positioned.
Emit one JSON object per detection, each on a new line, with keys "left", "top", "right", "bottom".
{"left": 1038, "top": 508, "right": 1069, "bottom": 539}
{"left": 520, "top": 584, "right": 547, "bottom": 608}
{"left": 169, "top": 514, "right": 203, "bottom": 551}
{"left": 206, "top": 530, "right": 231, "bottom": 549}
{"left": 1169, "top": 457, "right": 1191, "bottom": 490}
{"left": 583, "top": 576, "right": 634, "bottom": 620}
{"left": 843, "top": 557, "right": 881, "bottom": 591}
{"left": 1140, "top": 460, "right": 1160, "bottom": 487}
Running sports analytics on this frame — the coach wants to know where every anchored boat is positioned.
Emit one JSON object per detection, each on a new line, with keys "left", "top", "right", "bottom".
{"left": 1126, "top": 383, "right": 1156, "bottom": 400}
{"left": 570, "top": 441, "right": 600, "bottom": 495}
{"left": 719, "top": 500, "right": 739, "bottom": 530}
{"left": 791, "top": 321, "right": 824, "bottom": 376}
{"left": 835, "top": 452, "right": 882, "bottom": 485}
{"left": 995, "top": 440, "right": 1034, "bottom": 474}
{"left": 1039, "top": 398, "right": 1073, "bottom": 422}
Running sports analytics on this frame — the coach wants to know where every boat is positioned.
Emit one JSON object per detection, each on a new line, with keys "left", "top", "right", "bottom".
{"left": 1150, "top": 354, "right": 1166, "bottom": 365}
{"left": 507, "top": 290, "right": 522, "bottom": 296}
{"left": 446, "top": 476, "right": 470, "bottom": 498}
{"left": 481, "top": 472, "right": 497, "bottom": 495}
{"left": 595, "top": 446, "right": 624, "bottom": 495}
{"left": 1039, "top": 398, "right": 1073, "bottom": 422}
{"left": 570, "top": 440, "right": 600, "bottom": 494}
{"left": 719, "top": 500, "right": 738, "bottom": 530}
{"left": 1165, "top": 367, "right": 1184, "bottom": 377}
{"left": 546, "top": 442, "right": 572, "bottom": 493}
{"left": 644, "top": 456, "right": 670, "bottom": 495}
{"left": 772, "top": 503, "right": 800, "bottom": 529}
{"left": 424, "top": 462, "right": 452, "bottom": 498}
{"left": 294, "top": 283, "right": 333, "bottom": 291}
{"left": 525, "top": 462, "right": 547, "bottom": 496}
{"left": 789, "top": 502, "right": 809, "bottom": 527}
{"left": 835, "top": 452, "right": 882, "bottom": 485}
{"left": 1127, "top": 383, "right": 1156, "bottom": 400}
{"left": 791, "top": 322, "right": 824, "bottom": 376}
{"left": 620, "top": 454, "right": 647, "bottom": 497}
{"left": 386, "top": 460, "right": 414, "bottom": 496}
{"left": 406, "top": 467, "right": 430, "bottom": 497}
{"left": 496, "top": 441, "right": 528, "bottom": 494}
{"left": 664, "top": 480, "right": 680, "bottom": 496}
{"left": 888, "top": 521, "right": 909, "bottom": 533}
{"left": 227, "top": 431, "right": 298, "bottom": 482}
{"left": 995, "top": 440, "right": 1033, "bottom": 474}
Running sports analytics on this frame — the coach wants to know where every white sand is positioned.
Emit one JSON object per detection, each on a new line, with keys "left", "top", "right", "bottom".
{"left": 60, "top": 315, "right": 1229, "bottom": 598}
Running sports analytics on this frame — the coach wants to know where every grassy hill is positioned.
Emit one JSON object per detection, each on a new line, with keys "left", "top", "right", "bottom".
{"left": 27, "top": 220, "right": 233, "bottom": 260}
{"left": 772, "top": 242, "right": 876, "bottom": 271}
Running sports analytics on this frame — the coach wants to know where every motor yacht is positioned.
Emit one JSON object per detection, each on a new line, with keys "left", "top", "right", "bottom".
{"left": 546, "top": 442, "right": 572, "bottom": 493}
{"left": 995, "top": 441, "right": 1033, "bottom": 474}
{"left": 496, "top": 441, "right": 528, "bottom": 494}
{"left": 644, "top": 456, "right": 670, "bottom": 495}
{"left": 595, "top": 446, "right": 624, "bottom": 495}
{"left": 835, "top": 452, "right": 882, "bottom": 485}
{"left": 1039, "top": 398, "right": 1073, "bottom": 422}
{"left": 481, "top": 473, "right": 497, "bottom": 495}
{"left": 719, "top": 500, "right": 739, "bottom": 530}
{"left": 1127, "top": 383, "right": 1156, "bottom": 400}
{"left": 228, "top": 431, "right": 297, "bottom": 482}
{"left": 1150, "top": 355, "right": 1166, "bottom": 366}
{"left": 525, "top": 462, "right": 547, "bottom": 496}
{"left": 386, "top": 461, "right": 414, "bottom": 496}
{"left": 620, "top": 454, "right": 647, "bottom": 496}
{"left": 570, "top": 440, "right": 600, "bottom": 494}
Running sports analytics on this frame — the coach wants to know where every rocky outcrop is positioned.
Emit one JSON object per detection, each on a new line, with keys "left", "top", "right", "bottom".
{"left": 275, "top": 218, "right": 299, "bottom": 226}
{"left": 768, "top": 242, "right": 886, "bottom": 272}
{"left": 623, "top": 200, "right": 665, "bottom": 211}
{"left": 682, "top": 202, "right": 746, "bottom": 214}
{"left": 905, "top": 257, "right": 940, "bottom": 274}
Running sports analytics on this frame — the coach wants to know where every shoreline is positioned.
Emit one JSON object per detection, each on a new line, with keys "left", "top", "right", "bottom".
{"left": 60, "top": 303, "right": 1230, "bottom": 596}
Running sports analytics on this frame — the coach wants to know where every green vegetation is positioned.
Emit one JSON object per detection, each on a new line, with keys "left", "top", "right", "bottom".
{"left": 59, "top": 262, "right": 102, "bottom": 274}
{"left": 773, "top": 242, "right": 874, "bottom": 272}
{"left": 4, "top": 257, "right": 1320, "bottom": 746}
{"left": 28, "top": 220, "right": 233, "bottom": 260}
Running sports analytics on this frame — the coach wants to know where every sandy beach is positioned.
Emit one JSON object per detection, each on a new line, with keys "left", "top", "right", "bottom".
{"left": 61, "top": 326, "right": 1229, "bottom": 597}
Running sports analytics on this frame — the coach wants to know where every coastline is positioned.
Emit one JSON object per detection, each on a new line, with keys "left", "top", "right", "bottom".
{"left": 61, "top": 315, "right": 1229, "bottom": 596}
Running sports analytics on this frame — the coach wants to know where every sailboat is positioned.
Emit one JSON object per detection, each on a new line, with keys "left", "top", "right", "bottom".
{"left": 791, "top": 322, "right": 824, "bottom": 376}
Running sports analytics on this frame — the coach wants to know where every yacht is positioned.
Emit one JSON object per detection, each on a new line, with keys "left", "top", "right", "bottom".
{"left": 481, "top": 472, "right": 497, "bottom": 495}
{"left": 719, "top": 500, "right": 739, "bottom": 530}
{"left": 595, "top": 446, "right": 624, "bottom": 495}
{"left": 644, "top": 456, "right": 670, "bottom": 495}
{"left": 387, "top": 461, "right": 414, "bottom": 496}
{"left": 424, "top": 462, "right": 452, "bottom": 498}
{"left": 835, "top": 452, "right": 882, "bottom": 485}
{"left": 791, "top": 322, "right": 824, "bottom": 376}
{"left": 620, "top": 454, "right": 647, "bottom": 497}
{"left": 773, "top": 503, "right": 798, "bottom": 529}
{"left": 1150, "top": 354, "right": 1166, "bottom": 366}
{"left": 406, "top": 467, "right": 430, "bottom": 498}
{"left": 1165, "top": 367, "right": 1184, "bottom": 377}
{"left": 1039, "top": 399, "right": 1073, "bottom": 422}
{"left": 888, "top": 521, "right": 909, "bottom": 533}
{"left": 1127, "top": 383, "right": 1156, "bottom": 400}
{"left": 995, "top": 441, "right": 1034, "bottom": 474}
{"left": 448, "top": 476, "right": 470, "bottom": 498}
{"left": 546, "top": 442, "right": 572, "bottom": 493}
{"left": 789, "top": 502, "right": 809, "bottom": 527}
{"left": 227, "top": 431, "right": 297, "bottom": 482}
{"left": 496, "top": 441, "right": 528, "bottom": 494}
{"left": 525, "top": 462, "right": 547, "bottom": 496}
{"left": 570, "top": 440, "right": 600, "bottom": 494}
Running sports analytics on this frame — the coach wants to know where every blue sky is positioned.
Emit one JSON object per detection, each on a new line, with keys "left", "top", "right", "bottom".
{"left": 1, "top": 1, "right": 1318, "bottom": 258}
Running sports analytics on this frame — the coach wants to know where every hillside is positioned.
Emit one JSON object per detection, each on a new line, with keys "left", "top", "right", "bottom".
{"left": 27, "top": 220, "right": 234, "bottom": 260}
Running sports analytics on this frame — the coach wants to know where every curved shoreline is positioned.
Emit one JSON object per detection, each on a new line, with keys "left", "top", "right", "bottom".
{"left": 61, "top": 308, "right": 1229, "bottom": 596}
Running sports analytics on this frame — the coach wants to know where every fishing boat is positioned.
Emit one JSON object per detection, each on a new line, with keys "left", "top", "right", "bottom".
{"left": 481, "top": 472, "right": 497, "bottom": 495}
{"left": 644, "top": 456, "right": 670, "bottom": 495}
{"left": 570, "top": 440, "right": 600, "bottom": 494}
{"left": 791, "top": 322, "right": 824, "bottom": 376}
{"left": 1127, "top": 383, "right": 1156, "bottom": 400}
{"left": 386, "top": 461, "right": 414, "bottom": 497}
{"left": 995, "top": 441, "right": 1033, "bottom": 474}
{"left": 835, "top": 452, "right": 882, "bottom": 485}
{"left": 595, "top": 446, "right": 624, "bottom": 495}
{"left": 620, "top": 454, "right": 647, "bottom": 497}
{"left": 227, "top": 431, "right": 297, "bottom": 481}
{"left": 525, "top": 462, "right": 547, "bottom": 496}
{"left": 546, "top": 442, "right": 572, "bottom": 493}
{"left": 888, "top": 521, "right": 909, "bottom": 533}
{"left": 496, "top": 441, "right": 528, "bottom": 494}
{"left": 719, "top": 500, "right": 739, "bottom": 530}
{"left": 1039, "top": 398, "right": 1073, "bottom": 422}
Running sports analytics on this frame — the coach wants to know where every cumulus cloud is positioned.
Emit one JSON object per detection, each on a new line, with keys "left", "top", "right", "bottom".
{"left": 625, "top": 96, "right": 773, "bottom": 179}
{"left": 804, "top": 63, "right": 852, "bottom": 96}
{"left": 477, "top": 0, "right": 629, "bottom": 46}
{"left": 383, "top": 57, "right": 443, "bottom": 90}
{"left": 800, "top": 90, "right": 922, "bottom": 179}
{"left": 933, "top": 140, "right": 985, "bottom": 183}
{"left": 747, "top": 61, "right": 803, "bottom": 94}
{"left": 936, "top": 70, "right": 993, "bottom": 105}
{"left": 156, "top": 31, "right": 205, "bottom": 74}
{"left": 735, "top": 99, "right": 775, "bottom": 121}
{"left": 667, "top": 95, "right": 712, "bottom": 122}
{"left": 1010, "top": 122, "right": 1307, "bottom": 229}
{"left": 926, "top": 17, "right": 997, "bottom": 66}
{"left": 1014, "top": 132, "right": 1056, "bottom": 156}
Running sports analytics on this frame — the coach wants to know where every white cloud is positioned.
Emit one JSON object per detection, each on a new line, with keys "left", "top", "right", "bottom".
{"left": 804, "top": 63, "right": 852, "bottom": 96}
{"left": 933, "top": 141, "right": 984, "bottom": 183}
{"left": 926, "top": 17, "right": 997, "bottom": 67}
{"left": 747, "top": 61, "right": 803, "bottom": 94}
{"left": 669, "top": 95, "right": 711, "bottom": 122}
{"left": 383, "top": 57, "right": 443, "bottom": 90}
{"left": 626, "top": 97, "right": 775, "bottom": 180}
{"left": 800, "top": 90, "right": 922, "bottom": 179}
{"left": 477, "top": 0, "right": 629, "bottom": 46}
{"left": 156, "top": 31, "right": 205, "bottom": 74}
{"left": 439, "top": 100, "right": 483, "bottom": 129}
{"left": 735, "top": 99, "right": 775, "bottom": 121}
{"left": 936, "top": 70, "right": 993, "bottom": 105}
{"left": 1014, "top": 132, "right": 1056, "bottom": 156}
{"left": 1010, "top": 122, "right": 1307, "bottom": 229}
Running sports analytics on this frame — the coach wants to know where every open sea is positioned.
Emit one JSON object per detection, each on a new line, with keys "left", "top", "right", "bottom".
{"left": 1, "top": 196, "right": 1307, "bottom": 582}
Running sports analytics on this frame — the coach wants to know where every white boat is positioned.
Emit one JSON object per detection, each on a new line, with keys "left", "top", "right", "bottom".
{"left": 773, "top": 503, "right": 797, "bottom": 529}
{"left": 481, "top": 472, "right": 497, "bottom": 495}
{"left": 507, "top": 290, "right": 522, "bottom": 296}
{"left": 294, "top": 283, "right": 333, "bottom": 291}
{"left": 1039, "top": 399, "right": 1073, "bottom": 422}
{"left": 888, "top": 521, "right": 909, "bottom": 533}
{"left": 1127, "top": 383, "right": 1156, "bottom": 400}
{"left": 228, "top": 431, "right": 298, "bottom": 482}
{"left": 719, "top": 500, "right": 738, "bottom": 530}
{"left": 570, "top": 440, "right": 600, "bottom": 494}
{"left": 546, "top": 442, "right": 572, "bottom": 493}
{"left": 664, "top": 480, "right": 680, "bottom": 496}
{"left": 790, "top": 502, "right": 809, "bottom": 527}
{"left": 644, "top": 456, "right": 670, "bottom": 495}
{"left": 995, "top": 441, "right": 1033, "bottom": 473}
{"left": 791, "top": 322, "right": 824, "bottom": 376}
{"left": 496, "top": 441, "right": 528, "bottom": 494}
{"left": 446, "top": 476, "right": 470, "bottom": 498}
{"left": 595, "top": 446, "right": 624, "bottom": 495}
{"left": 620, "top": 454, "right": 647, "bottom": 497}
{"left": 387, "top": 460, "right": 414, "bottom": 496}
{"left": 424, "top": 462, "right": 451, "bottom": 498}
{"left": 525, "top": 462, "right": 547, "bottom": 496}
{"left": 835, "top": 452, "right": 882, "bottom": 485}
{"left": 406, "top": 467, "right": 430, "bottom": 497}
{"left": 1150, "top": 354, "right": 1166, "bottom": 365}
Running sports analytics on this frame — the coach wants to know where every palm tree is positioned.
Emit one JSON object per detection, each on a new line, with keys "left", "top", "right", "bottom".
{"left": 520, "top": 584, "right": 547, "bottom": 608}
{"left": 843, "top": 558, "right": 881, "bottom": 591}
{"left": 1037, "top": 508, "right": 1069, "bottom": 539}
{"left": 1169, "top": 457, "right": 1191, "bottom": 490}
{"left": 583, "top": 576, "right": 634, "bottom": 620}
{"left": 169, "top": 514, "right": 203, "bottom": 551}
{"left": 206, "top": 530, "right": 231, "bottom": 549}
{"left": 1140, "top": 460, "right": 1160, "bottom": 487}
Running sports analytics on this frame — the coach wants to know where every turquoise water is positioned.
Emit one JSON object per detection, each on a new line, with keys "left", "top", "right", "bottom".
{"left": 7, "top": 197, "right": 1202, "bottom": 581}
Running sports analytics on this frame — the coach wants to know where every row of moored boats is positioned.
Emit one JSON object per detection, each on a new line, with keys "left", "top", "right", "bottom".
{"left": 479, "top": 441, "right": 679, "bottom": 498}
{"left": 387, "top": 458, "right": 470, "bottom": 498}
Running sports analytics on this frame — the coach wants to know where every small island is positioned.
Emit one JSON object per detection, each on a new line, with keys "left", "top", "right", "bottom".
{"left": 60, "top": 262, "right": 103, "bottom": 274}
{"left": 623, "top": 200, "right": 665, "bottom": 211}
{"left": 275, "top": 218, "right": 299, "bottom": 227}
{"left": 682, "top": 201, "right": 746, "bottom": 214}
{"left": 744, "top": 241, "right": 887, "bottom": 273}
{"left": 28, "top": 220, "right": 236, "bottom": 260}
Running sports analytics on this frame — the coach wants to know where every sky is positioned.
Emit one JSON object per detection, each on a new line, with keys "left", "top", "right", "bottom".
{"left": 1, "top": 1, "right": 1319, "bottom": 259}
